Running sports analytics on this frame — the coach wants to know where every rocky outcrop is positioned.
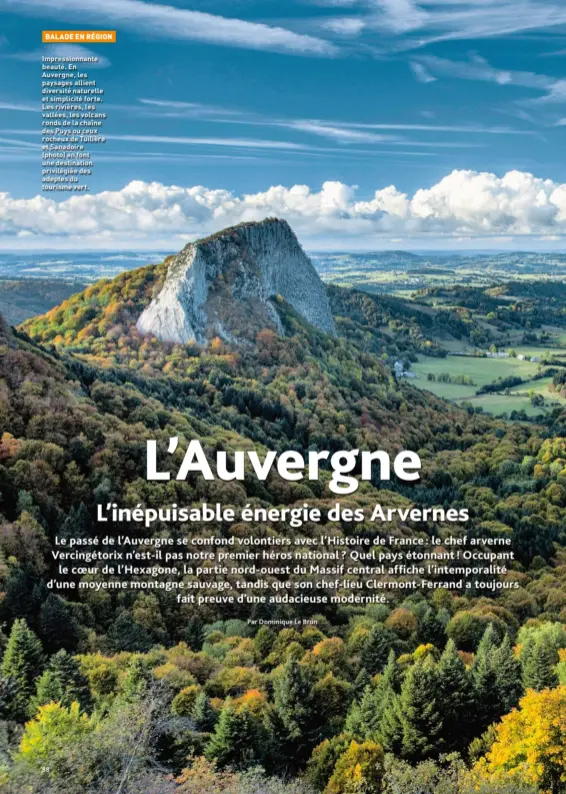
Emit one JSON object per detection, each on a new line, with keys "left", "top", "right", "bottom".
{"left": 136, "top": 218, "right": 335, "bottom": 344}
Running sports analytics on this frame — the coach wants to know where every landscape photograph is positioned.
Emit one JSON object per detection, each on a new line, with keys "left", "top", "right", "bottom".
{"left": 1, "top": 0, "right": 566, "bottom": 793}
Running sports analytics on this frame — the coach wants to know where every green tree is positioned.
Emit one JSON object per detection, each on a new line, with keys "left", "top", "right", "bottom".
{"left": 253, "top": 626, "right": 275, "bottom": 665}
{"left": 268, "top": 657, "right": 318, "bottom": 773}
{"left": 39, "top": 594, "right": 82, "bottom": 654}
{"left": 471, "top": 625, "right": 501, "bottom": 733}
{"left": 494, "top": 635, "right": 522, "bottom": 712}
{"left": 312, "top": 672, "right": 352, "bottom": 741}
{"left": 377, "top": 690, "right": 404, "bottom": 756}
{"left": 205, "top": 699, "right": 263, "bottom": 770}
{"left": 121, "top": 656, "right": 154, "bottom": 702}
{"left": 345, "top": 684, "right": 375, "bottom": 741}
{"left": 446, "top": 611, "right": 487, "bottom": 652}
{"left": 522, "top": 638, "right": 559, "bottom": 692}
{"left": 437, "top": 639, "right": 472, "bottom": 751}
{"left": 418, "top": 609, "right": 446, "bottom": 649}
{"left": 60, "top": 502, "right": 91, "bottom": 541}
{"left": 192, "top": 690, "right": 217, "bottom": 733}
{"left": 185, "top": 616, "right": 205, "bottom": 652}
{"left": 399, "top": 656, "right": 444, "bottom": 762}
{"left": 352, "top": 668, "right": 372, "bottom": 700}
{"left": 347, "top": 651, "right": 401, "bottom": 748}
{"left": 108, "top": 611, "right": 152, "bottom": 653}
{"left": 360, "top": 624, "right": 396, "bottom": 675}
{"left": 32, "top": 649, "right": 92, "bottom": 713}
{"left": 273, "top": 657, "right": 314, "bottom": 743}
{"left": 1, "top": 618, "right": 44, "bottom": 721}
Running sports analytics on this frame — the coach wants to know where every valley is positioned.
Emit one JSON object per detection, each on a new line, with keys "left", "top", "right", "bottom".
{"left": 6, "top": 246, "right": 566, "bottom": 419}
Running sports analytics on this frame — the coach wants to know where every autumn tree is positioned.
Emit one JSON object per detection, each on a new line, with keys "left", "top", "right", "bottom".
{"left": 473, "top": 686, "right": 566, "bottom": 794}
{"left": 326, "top": 740, "right": 384, "bottom": 794}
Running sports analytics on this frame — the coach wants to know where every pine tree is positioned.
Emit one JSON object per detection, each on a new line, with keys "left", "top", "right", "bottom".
{"left": 418, "top": 608, "right": 446, "bottom": 649}
{"left": 108, "top": 611, "right": 152, "bottom": 653}
{"left": 205, "top": 699, "right": 263, "bottom": 770}
{"left": 60, "top": 503, "right": 91, "bottom": 541}
{"left": 494, "top": 634, "right": 523, "bottom": 710}
{"left": 185, "top": 616, "right": 205, "bottom": 652}
{"left": 377, "top": 689, "right": 404, "bottom": 755}
{"left": 381, "top": 649, "right": 400, "bottom": 692}
{"left": 0, "top": 568, "right": 37, "bottom": 624}
{"left": 271, "top": 657, "right": 317, "bottom": 772}
{"left": 347, "top": 651, "right": 401, "bottom": 746}
{"left": 437, "top": 639, "right": 472, "bottom": 751}
{"left": 204, "top": 699, "right": 239, "bottom": 768}
{"left": 345, "top": 684, "right": 375, "bottom": 740}
{"left": 273, "top": 657, "right": 314, "bottom": 742}
{"left": 39, "top": 594, "right": 81, "bottom": 654}
{"left": 360, "top": 624, "right": 395, "bottom": 675}
{"left": 352, "top": 668, "right": 372, "bottom": 700}
{"left": 522, "top": 637, "right": 559, "bottom": 691}
{"left": 192, "top": 690, "right": 217, "bottom": 733}
{"left": 399, "top": 656, "right": 444, "bottom": 762}
{"left": 1, "top": 619, "right": 44, "bottom": 721}
{"left": 470, "top": 623, "right": 500, "bottom": 733}
{"left": 121, "top": 656, "right": 153, "bottom": 701}
{"left": 32, "top": 669, "right": 62, "bottom": 711}
{"left": 32, "top": 649, "right": 91, "bottom": 713}
{"left": 253, "top": 626, "right": 275, "bottom": 665}
{"left": 263, "top": 703, "right": 292, "bottom": 776}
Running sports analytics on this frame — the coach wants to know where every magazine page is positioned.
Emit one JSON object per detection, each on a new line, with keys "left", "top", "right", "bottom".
{"left": 0, "top": 3, "right": 565, "bottom": 793}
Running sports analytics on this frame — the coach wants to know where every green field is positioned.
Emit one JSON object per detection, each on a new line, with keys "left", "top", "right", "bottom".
{"left": 412, "top": 354, "right": 541, "bottom": 389}
{"left": 411, "top": 351, "right": 566, "bottom": 416}
{"left": 470, "top": 393, "right": 549, "bottom": 417}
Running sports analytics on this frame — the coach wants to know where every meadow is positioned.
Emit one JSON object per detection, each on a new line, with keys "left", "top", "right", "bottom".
{"left": 411, "top": 350, "right": 566, "bottom": 417}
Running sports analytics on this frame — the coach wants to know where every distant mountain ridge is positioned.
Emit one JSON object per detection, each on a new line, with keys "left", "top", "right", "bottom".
{"left": 136, "top": 218, "right": 336, "bottom": 344}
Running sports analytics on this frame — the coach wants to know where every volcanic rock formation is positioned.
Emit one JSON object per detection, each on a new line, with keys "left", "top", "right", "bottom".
{"left": 136, "top": 218, "right": 335, "bottom": 344}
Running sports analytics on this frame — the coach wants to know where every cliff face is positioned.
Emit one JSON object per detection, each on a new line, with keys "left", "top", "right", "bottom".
{"left": 136, "top": 218, "right": 335, "bottom": 344}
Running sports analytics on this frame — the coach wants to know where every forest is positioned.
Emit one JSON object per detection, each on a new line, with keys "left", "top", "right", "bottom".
{"left": 0, "top": 258, "right": 564, "bottom": 793}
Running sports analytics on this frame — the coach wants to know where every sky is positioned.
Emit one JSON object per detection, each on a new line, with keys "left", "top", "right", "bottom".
{"left": 0, "top": 0, "right": 566, "bottom": 250}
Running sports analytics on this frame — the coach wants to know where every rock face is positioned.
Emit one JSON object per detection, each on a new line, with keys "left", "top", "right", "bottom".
{"left": 136, "top": 218, "right": 335, "bottom": 344}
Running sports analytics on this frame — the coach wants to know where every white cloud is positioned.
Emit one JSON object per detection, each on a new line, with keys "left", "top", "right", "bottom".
{"left": 6, "top": 0, "right": 338, "bottom": 56}
{"left": 415, "top": 55, "right": 555, "bottom": 93}
{"left": 281, "top": 120, "right": 399, "bottom": 143}
{"left": 106, "top": 133, "right": 312, "bottom": 150}
{"left": 321, "top": 17, "right": 366, "bottom": 35}
{"left": 531, "top": 80, "right": 566, "bottom": 105}
{"left": 332, "top": 1, "right": 566, "bottom": 49}
{"left": 0, "top": 101, "right": 39, "bottom": 112}
{"left": 417, "top": 2, "right": 566, "bottom": 45}
{"left": 374, "top": 0, "right": 428, "bottom": 33}
{"left": 410, "top": 62, "right": 436, "bottom": 84}
{"left": 3, "top": 170, "right": 566, "bottom": 246}
{"left": 0, "top": 135, "right": 41, "bottom": 149}
{"left": 330, "top": 120, "right": 524, "bottom": 134}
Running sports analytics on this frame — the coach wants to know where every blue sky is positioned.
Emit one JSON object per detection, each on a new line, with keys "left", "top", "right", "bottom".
{"left": 1, "top": 0, "right": 566, "bottom": 249}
